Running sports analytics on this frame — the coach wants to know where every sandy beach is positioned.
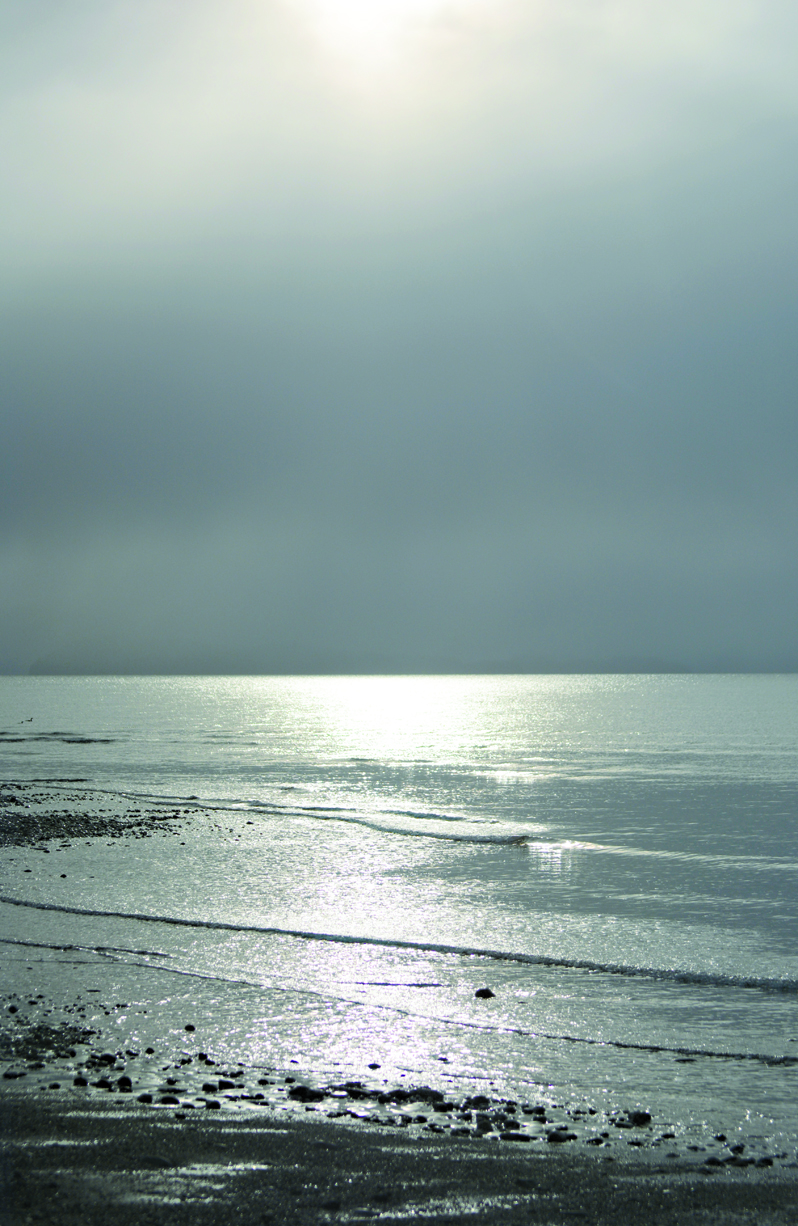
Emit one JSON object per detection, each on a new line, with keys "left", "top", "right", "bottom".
{"left": 2, "top": 964, "right": 796, "bottom": 1226}
{"left": 3, "top": 1086, "right": 798, "bottom": 1226}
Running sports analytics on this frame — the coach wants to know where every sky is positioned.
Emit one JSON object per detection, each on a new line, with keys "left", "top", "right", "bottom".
{"left": 2, "top": 0, "right": 797, "bottom": 674}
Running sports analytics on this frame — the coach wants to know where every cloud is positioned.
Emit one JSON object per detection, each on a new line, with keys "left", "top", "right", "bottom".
{"left": 1, "top": 0, "right": 796, "bottom": 672}
{"left": 3, "top": 0, "right": 796, "bottom": 257}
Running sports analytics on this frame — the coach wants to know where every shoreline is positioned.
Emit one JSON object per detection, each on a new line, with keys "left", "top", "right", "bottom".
{"left": 3, "top": 780, "right": 798, "bottom": 1221}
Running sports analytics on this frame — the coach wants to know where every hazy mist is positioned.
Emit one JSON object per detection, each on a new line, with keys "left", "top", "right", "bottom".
{"left": 2, "top": 0, "right": 797, "bottom": 673}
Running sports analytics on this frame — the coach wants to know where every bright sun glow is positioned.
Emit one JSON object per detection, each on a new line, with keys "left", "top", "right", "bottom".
{"left": 293, "top": 0, "right": 469, "bottom": 67}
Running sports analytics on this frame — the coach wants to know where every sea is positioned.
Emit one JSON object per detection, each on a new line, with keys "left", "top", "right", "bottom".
{"left": 1, "top": 674, "right": 797, "bottom": 1153}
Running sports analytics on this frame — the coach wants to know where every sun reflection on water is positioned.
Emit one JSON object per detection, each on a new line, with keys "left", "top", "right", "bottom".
{"left": 528, "top": 841, "right": 579, "bottom": 876}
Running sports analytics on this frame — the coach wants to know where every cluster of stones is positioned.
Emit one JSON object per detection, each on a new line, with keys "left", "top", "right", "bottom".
{"left": 2, "top": 998, "right": 793, "bottom": 1169}
{"left": 3, "top": 1034, "right": 792, "bottom": 1170}
{"left": 0, "top": 1025, "right": 650, "bottom": 1146}
{"left": 0, "top": 781, "right": 197, "bottom": 847}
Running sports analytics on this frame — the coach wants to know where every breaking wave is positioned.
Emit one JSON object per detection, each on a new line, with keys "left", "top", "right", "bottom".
{"left": 2, "top": 894, "right": 797, "bottom": 994}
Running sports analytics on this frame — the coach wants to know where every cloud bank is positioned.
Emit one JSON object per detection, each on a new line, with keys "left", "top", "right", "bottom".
{"left": 2, "top": 0, "right": 797, "bottom": 672}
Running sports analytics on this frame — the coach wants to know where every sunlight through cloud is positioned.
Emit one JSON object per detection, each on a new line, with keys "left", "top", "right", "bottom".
{"left": 288, "top": 0, "right": 479, "bottom": 69}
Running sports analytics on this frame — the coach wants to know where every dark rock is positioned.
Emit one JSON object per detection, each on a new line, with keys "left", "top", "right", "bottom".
{"left": 73, "top": 1076, "right": 88, "bottom": 1087}
{"left": 474, "top": 988, "right": 495, "bottom": 999}
{"left": 368, "top": 1062, "right": 380, "bottom": 1069}
{"left": 412, "top": 1088, "right": 444, "bottom": 1104}
{"left": 205, "top": 1099, "right": 221, "bottom": 1109}
{"left": 137, "top": 1093, "right": 153, "bottom": 1103}
{"left": 117, "top": 1076, "right": 133, "bottom": 1091}
{"left": 217, "top": 1079, "right": 236, "bottom": 1090}
{"left": 160, "top": 1094, "right": 180, "bottom": 1105}
{"left": 628, "top": 1111, "right": 652, "bottom": 1127}
{"left": 202, "top": 1082, "right": 218, "bottom": 1093}
{"left": 288, "top": 1085, "right": 325, "bottom": 1103}
{"left": 184, "top": 1024, "right": 195, "bottom": 1032}
{"left": 93, "top": 1078, "right": 113, "bottom": 1090}
{"left": 500, "top": 1132, "right": 531, "bottom": 1142}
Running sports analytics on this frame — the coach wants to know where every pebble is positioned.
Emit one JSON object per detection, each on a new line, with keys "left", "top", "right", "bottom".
{"left": 1, "top": 987, "right": 789, "bottom": 1170}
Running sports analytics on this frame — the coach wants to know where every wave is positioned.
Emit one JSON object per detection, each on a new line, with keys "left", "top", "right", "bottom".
{"left": 5, "top": 780, "right": 797, "bottom": 863}
{"left": 0, "top": 732, "right": 115, "bottom": 744}
{"left": 238, "top": 802, "right": 532, "bottom": 844}
{"left": 288, "top": 815, "right": 530, "bottom": 844}
{"left": 573, "top": 840, "right": 798, "bottom": 873}
{"left": 73, "top": 787, "right": 532, "bottom": 845}
{"left": 2, "top": 894, "right": 797, "bottom": 994}
{"left": 2, "top": 931, "right": 795, "bottom": 1070}
{"left": 0, "top": 936, "right": 170, "bottom": 958}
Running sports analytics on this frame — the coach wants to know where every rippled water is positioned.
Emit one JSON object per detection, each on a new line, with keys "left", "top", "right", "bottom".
{"left": 2, "top": 674, "right": 797, "bottom": 1148}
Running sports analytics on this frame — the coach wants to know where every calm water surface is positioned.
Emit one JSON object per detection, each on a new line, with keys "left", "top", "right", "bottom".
{"left": 1, "top": 675, "right": 797, "bottom": 1148}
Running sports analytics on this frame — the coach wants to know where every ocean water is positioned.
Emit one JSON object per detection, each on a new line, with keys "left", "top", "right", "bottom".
{"left": 2, "top": 674, "right": 797, "bottom": 1151}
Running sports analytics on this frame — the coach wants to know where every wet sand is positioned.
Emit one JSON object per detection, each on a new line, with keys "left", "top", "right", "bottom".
{"left": 3, "top": 1088, "right": 798, "bottom": 1226}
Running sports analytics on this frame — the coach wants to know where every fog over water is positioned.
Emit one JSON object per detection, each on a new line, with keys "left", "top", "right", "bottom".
{"left": 2, "top": 1, "right": 797, "bottom": 674}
